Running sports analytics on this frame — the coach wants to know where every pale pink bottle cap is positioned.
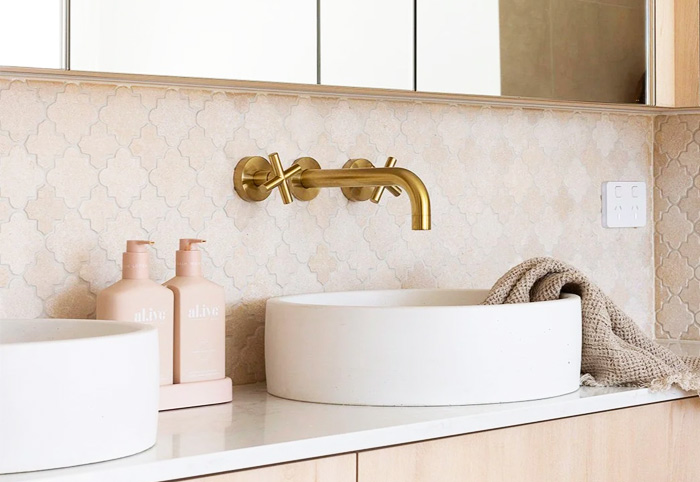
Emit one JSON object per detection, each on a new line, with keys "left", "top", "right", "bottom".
{"left": 176, "top": 239, "right": 205, "bottom": 277}
{"left": 123, "top": 240, "right": 154, "bottom": 279}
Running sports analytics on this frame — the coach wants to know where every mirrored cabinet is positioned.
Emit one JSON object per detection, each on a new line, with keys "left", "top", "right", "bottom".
{"left": 320, "top": 0, "right": 413, "bottom": 90}
{"left": 416, "top": 0, "right": 501, "bottom": 96}
{"left": 0, "top": 0, "right": 64, "bottom": 69}
{"left": 0, "top": 0, "right": 664, "bottom": 106}
{"left": 70, "top": 0, "right": 317, "bottom": 84}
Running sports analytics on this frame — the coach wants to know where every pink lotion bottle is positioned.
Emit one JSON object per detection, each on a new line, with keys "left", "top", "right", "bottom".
{"left": 96, "top": 240, "right": 174, "bottom": 386}
{"left": 164, "top": 239, "right": 225, "bottom": 384}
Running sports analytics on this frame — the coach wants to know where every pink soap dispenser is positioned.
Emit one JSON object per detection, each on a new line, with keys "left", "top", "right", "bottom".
{"left": 96, "top": 240, "right": 174, "bottom": 386}
{"left": 164, "top": 239, "right": 226, "bottom": 384}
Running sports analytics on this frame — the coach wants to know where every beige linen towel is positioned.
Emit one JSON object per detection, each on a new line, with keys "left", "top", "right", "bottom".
{"left": 483, "top": 257, "right": 700, "bottom": 391}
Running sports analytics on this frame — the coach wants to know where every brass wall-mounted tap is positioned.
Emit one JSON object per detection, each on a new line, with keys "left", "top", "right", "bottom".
{"left": 233, "top": 153, "right": 431, "bottom": 230}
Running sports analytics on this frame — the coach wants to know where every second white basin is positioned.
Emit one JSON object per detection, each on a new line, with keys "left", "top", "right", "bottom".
{"left": 0, "top": 319, "right": 159, "bottom": 474}
{"left": 266, "top": 289, "right": 582, "bottom": 406}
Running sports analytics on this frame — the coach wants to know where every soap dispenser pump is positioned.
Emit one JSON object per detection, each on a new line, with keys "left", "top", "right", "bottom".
{"left": 164, "top": 239, "right": 226, "bottom": 384}
{"left": 96, "top": 240, "right": 174, "bottom": 386}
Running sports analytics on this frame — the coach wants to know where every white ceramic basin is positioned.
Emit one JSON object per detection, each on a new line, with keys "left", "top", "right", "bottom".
{"left": 266, "top": 289, "right": 582, "bottom": 406}
{"left": 0, "top": 319, "right": 159, "bottom": 474}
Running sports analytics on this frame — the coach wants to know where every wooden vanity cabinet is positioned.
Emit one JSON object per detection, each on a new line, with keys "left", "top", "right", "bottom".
{"left": 359, "top": 398, "right": 700, "bottom": 482}
{"left": 179, "top": 398, "right": 700, "bottom": 482}
{"left": 179, "top": 454, "right": 356, "bottom": 482}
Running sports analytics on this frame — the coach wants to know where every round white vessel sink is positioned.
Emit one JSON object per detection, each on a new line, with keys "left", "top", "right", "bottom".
{"left": 266, "top": 289, "right": 582, "bottom": 406}
{"left": 0, "top": 319, "right": 159, "bottom": 474}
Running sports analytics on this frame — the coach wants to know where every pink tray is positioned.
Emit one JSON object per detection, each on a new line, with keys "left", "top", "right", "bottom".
{"left": 159, "top": 377, "right": 233, "bottom": 411}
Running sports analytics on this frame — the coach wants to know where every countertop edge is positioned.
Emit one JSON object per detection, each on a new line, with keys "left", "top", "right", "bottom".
{"left": 26, "top": 386, "right": 695, "bottom": 482}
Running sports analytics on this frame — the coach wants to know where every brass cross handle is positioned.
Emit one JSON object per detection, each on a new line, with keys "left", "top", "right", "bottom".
{"left": 261, "top": 152, "right": 302, "bottom": 204}
{"left": 370, "top": 157, "right": 403, "bottom": 204}
{"left": 233, "top": 152, "right": 302, "bottom": 203}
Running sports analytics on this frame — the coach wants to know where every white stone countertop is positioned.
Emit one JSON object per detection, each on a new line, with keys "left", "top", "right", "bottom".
{"left": 2, "top": 381, "right": 695, "bottom": 482}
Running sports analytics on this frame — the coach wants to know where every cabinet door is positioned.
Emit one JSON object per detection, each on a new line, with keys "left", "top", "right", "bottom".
{"left": 320, "top": 0, "right": 413, "bottom": 90}
{"left": 177, "top": 453, "right": 356, "bottom": 482}
{"left": 416, "top": 0, "right": 501, "bottom": 96}
{"left": 0, "top": 0, "right": 64, "bottom": 69}
{"left": 358, "top": 398, "right": 700, "bottom": 482}
{"left": 70, "top": 0, "right": 316, "bottom": 84}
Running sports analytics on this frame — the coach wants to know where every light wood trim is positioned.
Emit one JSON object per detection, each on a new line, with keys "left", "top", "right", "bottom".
{"left": 177, "top": 454, "right": 356, "bottom": 482}
{"left": 358, "top": 398, "right": 700, "bottom": 482}
{"left": 655, "top": 0, "right": 700, "bottom": 107}
{"left": 647, "top": 0, "right": 657, "bottom": 106}
{"left": 0, "top": 67, "right": 665, "bottom": 114}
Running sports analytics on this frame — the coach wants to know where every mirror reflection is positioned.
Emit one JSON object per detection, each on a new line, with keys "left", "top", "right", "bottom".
{"left": 417, "top": 0, "right": 646, "bottom": 103}
{"left": 497, "top": 0, "right": 646, "bottom": 103}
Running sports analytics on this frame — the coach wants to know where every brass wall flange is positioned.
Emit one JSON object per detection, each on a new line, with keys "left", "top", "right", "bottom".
{"left": 290, "top": 157, "right": 322, "bottom": 201}
{"left": 341, "top": 159, "right": 375, "bottom": 201}
{"left": 340, "top": 157, "right": 403, "bottom": 202}
{"left": 233, "top": 156, "right": 271, "bottom": 201}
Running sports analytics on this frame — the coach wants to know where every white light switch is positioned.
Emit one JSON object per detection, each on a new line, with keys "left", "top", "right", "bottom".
{"left": 602, "top": 181, "right": 647, "bottom": 228}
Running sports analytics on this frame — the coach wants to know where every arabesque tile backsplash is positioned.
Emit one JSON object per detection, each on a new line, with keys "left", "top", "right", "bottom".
{"left": 0, "top": 77, "right": 655, "bottom": 384}
{"left": 655, "top": 114, "right": 700, "bottom": 340}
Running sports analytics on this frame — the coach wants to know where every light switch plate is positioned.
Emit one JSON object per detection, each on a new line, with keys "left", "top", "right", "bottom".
{"left": 602, "top": 181, "right": 647, "bottom": 228}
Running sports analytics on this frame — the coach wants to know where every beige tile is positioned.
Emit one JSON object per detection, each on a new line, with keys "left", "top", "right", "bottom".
{"left": 0, "top": 264, "right": 10, "bottom": 289}
{"left": 0, "top": 81, "right": 46, "bottom": 142}
{"left": 0, "top": 212, "right": 45, "bottom": 274}
{"left": 45, "top": 212, "right": 98, "bottom": 274}
{"left": 24, "top": 250, "right": 68, "bottom": 298}
{"left": 655, "top": 113, "right": 700, "bottom": 340}
{"left": 47, "top": 84, "right": 99, "bottom": 144}
{"left": 179, "top": 126, "right": 216, "bottom": 168}
{"left": 26, "top": 120, "right": 69, "bottom": 169}
{"left": 26, "top": 186, "right": 68, "bottom": 234}
{"left": 149, "top": 89, "right": 197, "bottom": 147}
{"left": 100, "top": 87, "right": 149, "bottom": 146}
{"left": 656, "top": 116, "right": 693, "bottom": 159}
{"left": 196, "top": 92, "right": 247, "bottom": 148}
{"left": 99, "top": 148, "right": 148, "bottom": 208}
{"left": 150, "top": 148, "right": 197, "bottom": 207}
{"left": 47, "top": 147, "right": 98, "bottom": 208}
{"left": 0, "top": 278, "right": 43, "bottom": 318}
{"left": 0, "top": 146, "right": 45, "bottom": 209}
{"left": 657, "top": 296, "right": 694, "bottom": 339}
{"left": 44, "top": 276, "right": 95, "bottom": 319}
{"left": 179, "top": 186, "right": 217, "bottom": 231}
{"left": 656, "top": 159, "right": 694, "bottom": 204}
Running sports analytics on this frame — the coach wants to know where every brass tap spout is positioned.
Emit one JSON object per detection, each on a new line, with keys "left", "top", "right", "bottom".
{"left": 297, "top": 167, "right": 431, "bottom": 230}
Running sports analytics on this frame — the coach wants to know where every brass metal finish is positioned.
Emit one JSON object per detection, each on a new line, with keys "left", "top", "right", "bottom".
{"left": 233, "top": 153, "right": 431, "bottom": 230}
{"left": 370, "top": 157, "right": 402, "bottom": 203}
{"left": 233, "top": 156, "right": 273, "bottom": 201}
{"left": 341, "top": 159, "right": 376, "bottom": 201}
{"left": 233, "top": 153, "right": 302, "bottom": 204}
{"left": 298, "top": 165, "right": 431, "bottom": 230}
{"left": 264, "top": 152, "right": 301, "bottom": 204}
{"left": 289, "top": 157, "right": 322, "bottom": 201}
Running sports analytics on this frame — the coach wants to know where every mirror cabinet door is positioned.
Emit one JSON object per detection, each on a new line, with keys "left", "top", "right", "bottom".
{"left": 320, "top": 0, "right": 413, "bottom": 89}
{"left": 70, "top": 0, "right": 316, "bottom": 84}
{"left": 417, "top": 0, "right": 501, "bottom": 96}
{"left": 0, "top": 0, "right": 64, "bottom": 69}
